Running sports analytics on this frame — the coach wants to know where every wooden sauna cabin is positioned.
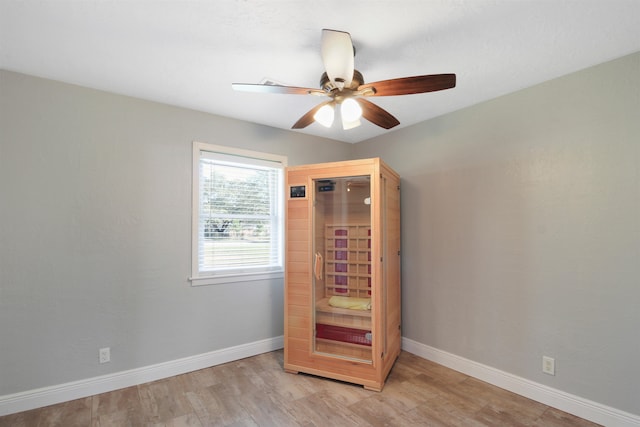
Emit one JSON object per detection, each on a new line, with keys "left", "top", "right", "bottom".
{"left": 284, "top": 158, "right": 401, "bottom": 391}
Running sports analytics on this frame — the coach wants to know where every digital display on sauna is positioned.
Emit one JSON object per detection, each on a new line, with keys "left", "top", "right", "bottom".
{"left": 289, "top": 185, "right": 305, "bottom": 198}
{"left": 316, "top": 180, "right": 335, "bottom": 192}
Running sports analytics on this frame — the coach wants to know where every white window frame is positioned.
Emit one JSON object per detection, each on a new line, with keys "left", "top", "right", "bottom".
{"left": 190, "top": 141, "right": 286, "bottom": 286}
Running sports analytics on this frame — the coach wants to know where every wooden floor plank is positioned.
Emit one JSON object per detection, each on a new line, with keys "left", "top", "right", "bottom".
{"left": 0, "top": 350, "right": 601, "bottom": 427}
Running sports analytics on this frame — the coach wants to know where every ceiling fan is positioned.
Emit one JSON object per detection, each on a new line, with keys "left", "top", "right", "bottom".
{"left": 232, "top": 29, "right": 456, "bottom": 131}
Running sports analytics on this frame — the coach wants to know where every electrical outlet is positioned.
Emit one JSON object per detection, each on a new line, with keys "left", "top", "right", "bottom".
{"left": 542, "top": 356, "right": 555, "bottom": 375}
{"left": 99, "top": 347, "right": 111, "bottom": 364}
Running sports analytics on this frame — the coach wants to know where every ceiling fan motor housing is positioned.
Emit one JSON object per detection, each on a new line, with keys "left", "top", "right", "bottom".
{"left": 320, "top": 70, "right": 364, "bottom": 92}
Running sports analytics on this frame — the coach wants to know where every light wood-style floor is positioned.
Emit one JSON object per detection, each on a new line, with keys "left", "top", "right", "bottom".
{"left": 0, "top": 350, "right": 600, "bottom": 427}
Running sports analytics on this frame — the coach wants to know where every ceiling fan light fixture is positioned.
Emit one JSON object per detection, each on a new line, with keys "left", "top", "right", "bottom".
{"left": 314, "top": 103, "right": 335, "bottom": 127}
{"left": 341, "top": 98, "right": 362, "bottom": 122}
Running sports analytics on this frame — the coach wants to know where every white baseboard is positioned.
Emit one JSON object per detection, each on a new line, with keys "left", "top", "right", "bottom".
{"left": 402, "top": 337, "right": 640, "bottom": 427}
{"left": 0, "top": 336, "right": 284, "bottom": 417}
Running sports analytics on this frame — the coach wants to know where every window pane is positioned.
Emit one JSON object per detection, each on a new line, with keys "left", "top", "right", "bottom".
{"left": 197, "top": 153, "right": 283, "bottom": 276}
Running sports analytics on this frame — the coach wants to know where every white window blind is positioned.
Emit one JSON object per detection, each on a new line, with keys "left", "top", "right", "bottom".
{"left": 191, "top": 143, "right": 285, "bottom": 285}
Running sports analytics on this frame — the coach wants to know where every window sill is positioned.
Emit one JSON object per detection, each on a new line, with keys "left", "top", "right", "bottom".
{"left": 189, "top": 270, "right": 284, "bottom": 286}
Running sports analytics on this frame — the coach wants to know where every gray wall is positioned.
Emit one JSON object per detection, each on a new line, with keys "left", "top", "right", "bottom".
{"left": 353, "top": 52, "right": 640, "bottom": 415}
{"left": 0, "top": 70, "right": 351, "bottom": 394}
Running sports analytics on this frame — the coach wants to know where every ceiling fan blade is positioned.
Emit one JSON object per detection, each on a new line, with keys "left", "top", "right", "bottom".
{"left": 292, "top": 100, "right": 333, "bottom": 129}
{"left": 321, "top": 29, "right": 354, "bottom": 88}
{"left": 232, "top": 83, "right": 326, "bottom": 96}
{"left": 359, "top": 74, "right": 456, "bottom": 96}
{"left": 356, "top": 98, "right": 400, "bottom": 129}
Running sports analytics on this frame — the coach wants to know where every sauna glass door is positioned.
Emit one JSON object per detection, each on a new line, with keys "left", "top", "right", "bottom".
{"left": 312, "top": 175, "right": 372, "bottom": 362}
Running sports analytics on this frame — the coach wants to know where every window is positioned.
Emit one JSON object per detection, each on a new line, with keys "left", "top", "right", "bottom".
{"left": 191, "top": 142, "right": 286, "bottom": 285}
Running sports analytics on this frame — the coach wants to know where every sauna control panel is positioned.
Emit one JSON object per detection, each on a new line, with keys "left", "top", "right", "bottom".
{"left": 290, "top": 185, "right": 306, "bottom": 198}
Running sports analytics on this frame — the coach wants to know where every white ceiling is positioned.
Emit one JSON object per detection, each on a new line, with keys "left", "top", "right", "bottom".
{"left": 1, "top": 1, "right": 639, "bottom": 143}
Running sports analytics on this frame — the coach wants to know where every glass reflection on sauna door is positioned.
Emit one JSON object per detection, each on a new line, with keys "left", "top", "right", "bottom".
{"left": 312, "top": 175, "right": 372, "bottom": 362}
